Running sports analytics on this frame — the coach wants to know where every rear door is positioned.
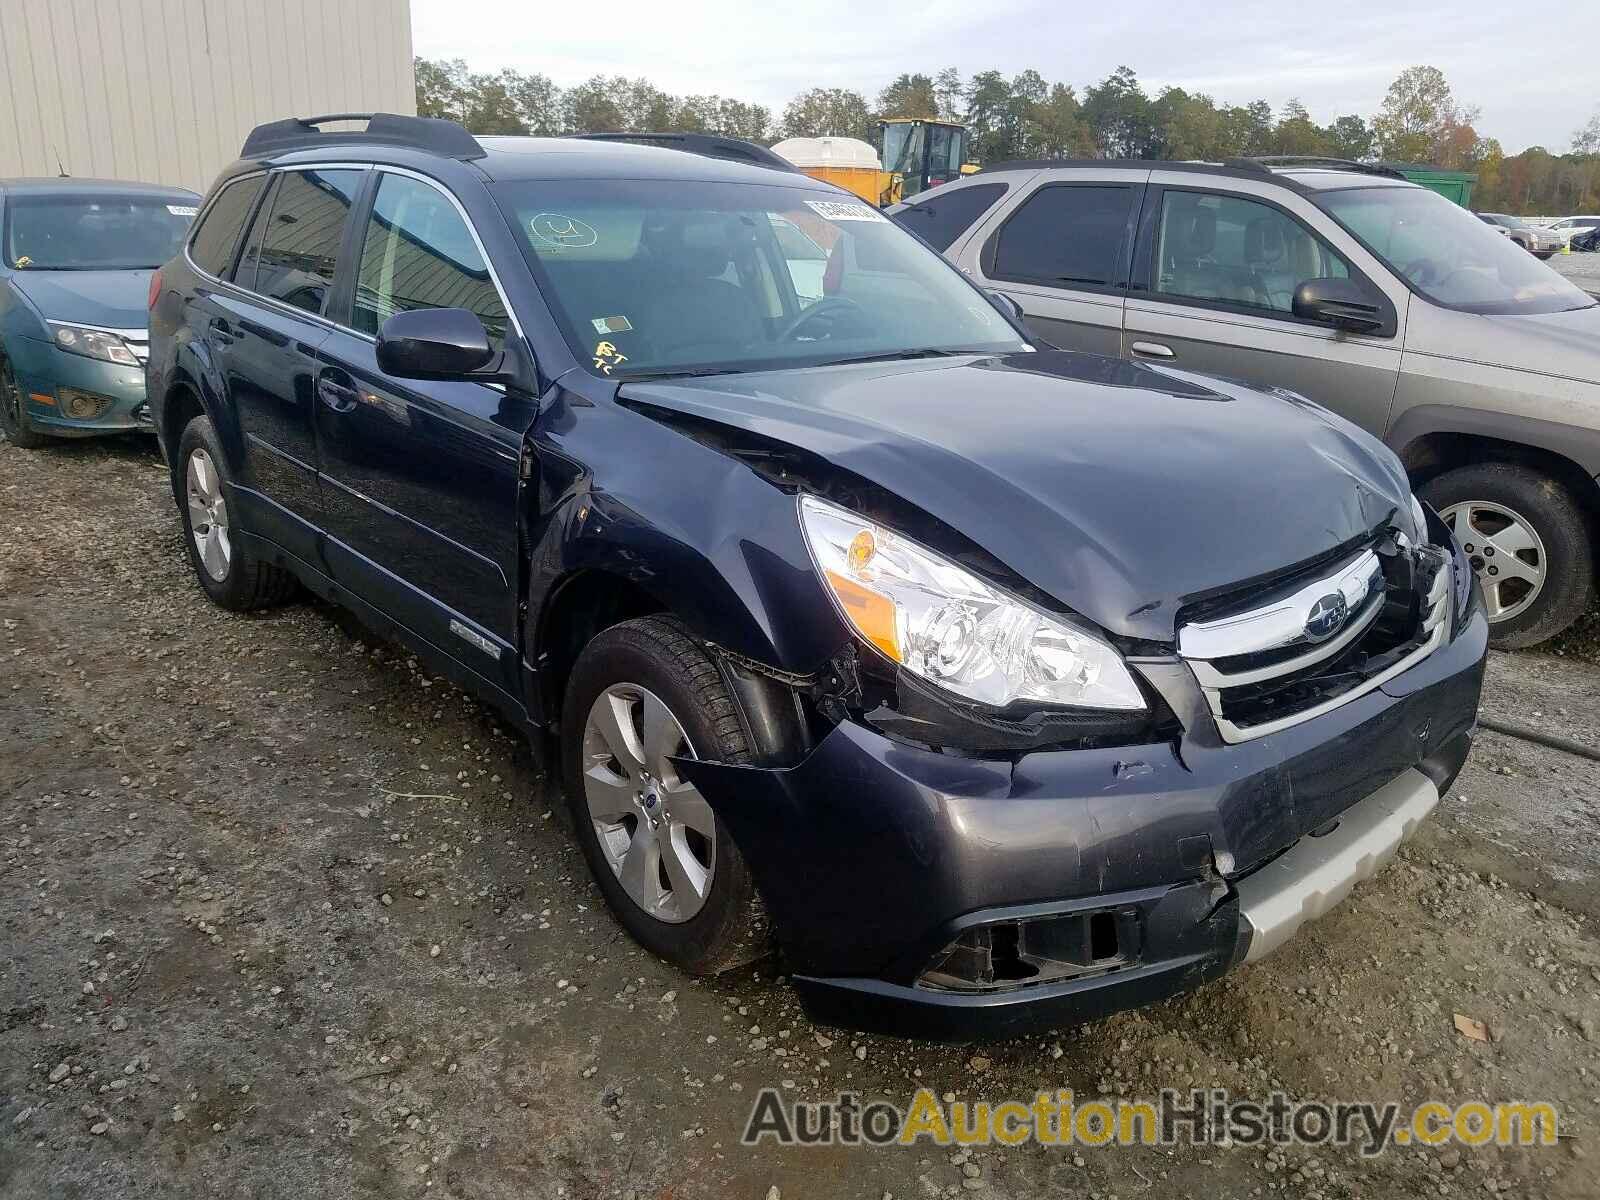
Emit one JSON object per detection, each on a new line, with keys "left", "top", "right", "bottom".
{"left": 959, "top": 168, "right": 1148, "bottom": 356}
{"left": 1121, "top": 175, "right": 1407, "bottom": 436}
{"left": 313, "top": 168, "right": 530, "bottom": 702}
{"left": 212, "top": 167, "right": 364, "bottom": 562}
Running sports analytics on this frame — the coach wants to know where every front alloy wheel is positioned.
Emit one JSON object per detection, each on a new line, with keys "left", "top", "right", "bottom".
{"left": 561, "top": 616, "right": 767, "bottom": 974}
{"left": 581, "top": 683, "right": 718, "bottom": 924}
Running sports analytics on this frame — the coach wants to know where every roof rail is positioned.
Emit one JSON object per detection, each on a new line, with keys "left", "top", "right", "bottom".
{"left": 566, "top": 132, "right": 798, "bottom": 173}
{"left": 1235, "top": 155, "right": 1408, "bottom": 181}
{"left": 240, "top": 113, "right": 484, "bottom": 161}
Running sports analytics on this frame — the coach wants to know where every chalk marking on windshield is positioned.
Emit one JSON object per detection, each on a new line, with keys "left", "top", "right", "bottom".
{"left": 593, "top": 340, "right": 628, "bottom": 375}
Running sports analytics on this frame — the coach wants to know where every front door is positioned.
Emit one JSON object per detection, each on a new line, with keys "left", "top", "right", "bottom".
{"left": 313, "top": 170, "right": 532, "bottom": 702}
{"left": 1122, "top": 178, "right": 1406, "bottom": 436}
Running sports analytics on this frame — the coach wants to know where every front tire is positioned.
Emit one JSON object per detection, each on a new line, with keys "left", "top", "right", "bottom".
{"left": 176, "top": 415, "right": 297, "bottom": 611}
{"left": 0, "top": 355, "right": 50, "bottom": 448}
{"left": 1421, "top": 463, "right": 1595, "bottom": 648}
{"left": 561, "top": 616, "right": 767, "bottom": 975}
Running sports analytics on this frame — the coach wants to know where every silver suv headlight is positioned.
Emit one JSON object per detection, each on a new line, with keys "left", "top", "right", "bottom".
{"left": 798, "top": 494, "right": 1146, "bottom": 711}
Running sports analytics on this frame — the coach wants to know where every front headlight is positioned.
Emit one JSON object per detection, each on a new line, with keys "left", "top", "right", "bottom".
{"left": 1409, "top": 493, "right": 1430, "bottom": 542}
{"left": 50, "top": 324, "right": 139, "bottom": 367}
{"left": 798, "top": 494, "right": 1146, "bottom": 711}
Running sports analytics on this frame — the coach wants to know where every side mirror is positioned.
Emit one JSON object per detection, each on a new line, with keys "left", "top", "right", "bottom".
{"left": 985, "top": 289, "right": 1025, "bottom": 323}
{"left": 377, "top": 308, "right": 502, "bottom": 380}
{"left": 1292, "top": 277, "right": 1386, "bottom": 335}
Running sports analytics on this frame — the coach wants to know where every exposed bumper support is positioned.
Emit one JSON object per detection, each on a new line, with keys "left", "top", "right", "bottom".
{"left": 1235, "top": 768, "right": 1439, "bottom": 963}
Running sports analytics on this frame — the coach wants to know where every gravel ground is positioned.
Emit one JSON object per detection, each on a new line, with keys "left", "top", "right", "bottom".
{"left": 1551, "top": 251, "right": 1600, "bottom": 294}
{"left": 3, "top": 433, "right": 1599, "bottom": 1200}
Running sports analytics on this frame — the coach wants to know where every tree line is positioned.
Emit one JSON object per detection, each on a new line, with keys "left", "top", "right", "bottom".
{"left": 415, "top": 58, "right": 1600, "bottom": 215}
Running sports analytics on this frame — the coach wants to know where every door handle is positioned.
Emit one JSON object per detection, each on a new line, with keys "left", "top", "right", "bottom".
{"left": 1130, "top": 341, "right": 1175, "bottom": 359}
{"left": 317, "top": 375, "right": 358, "bottom": 414}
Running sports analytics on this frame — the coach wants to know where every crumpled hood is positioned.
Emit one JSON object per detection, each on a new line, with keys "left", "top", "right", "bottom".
{"left": 8, "top": 269, "right": 154, "bottom": 330}
{"left": 619, "top": 349, "right": 1413, "bottom": 642}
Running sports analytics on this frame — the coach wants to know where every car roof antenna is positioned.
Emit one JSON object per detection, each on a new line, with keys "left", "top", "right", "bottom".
{"left": 51, "top": 145, "right": 68, "bottom": 177}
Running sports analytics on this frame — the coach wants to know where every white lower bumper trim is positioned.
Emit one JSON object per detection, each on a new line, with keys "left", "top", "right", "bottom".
{"left": 1236, "top": 768, "right": 1440, "bottom": 963}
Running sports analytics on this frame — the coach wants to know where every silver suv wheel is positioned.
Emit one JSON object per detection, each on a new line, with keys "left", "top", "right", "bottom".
{"left": 581, "top": 683, "right": 717, "bottom": 924}
{"left": 1440, "top": 499, "right": 1546, "bottom": 622}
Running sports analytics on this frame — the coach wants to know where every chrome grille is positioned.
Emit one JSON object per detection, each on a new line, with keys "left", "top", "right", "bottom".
{"left": 1179, "top": 542, "right": 1452, "bottom": 743}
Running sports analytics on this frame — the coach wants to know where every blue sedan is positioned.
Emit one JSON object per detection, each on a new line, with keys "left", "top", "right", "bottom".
{"left": 1, "top": 178, "right": 197, "bottom": 446}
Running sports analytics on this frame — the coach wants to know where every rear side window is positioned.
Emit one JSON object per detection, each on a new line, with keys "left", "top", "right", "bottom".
{"left": 188, "top": 176, "right": 266, "bottom": 277}
{"left": 892, "top": 183, "right": 1006, "bottom": 252}
{"left": 988, "top": 184, "right": 1136, "bottom": 289}
{"left": 238, "top": 169, "right": 363, "bottom": 315}
{"left": 353, "top": 173, "right": 507, "bottom": 347}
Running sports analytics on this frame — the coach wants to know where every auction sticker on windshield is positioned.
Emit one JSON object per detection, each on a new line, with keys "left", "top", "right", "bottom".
{"left": 804, "top": 200, "right": 886, "bottom": 223}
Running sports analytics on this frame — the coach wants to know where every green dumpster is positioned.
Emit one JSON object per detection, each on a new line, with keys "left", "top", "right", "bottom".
{"left": 1378, "top": 163, "right": 1477, "bottom": 207}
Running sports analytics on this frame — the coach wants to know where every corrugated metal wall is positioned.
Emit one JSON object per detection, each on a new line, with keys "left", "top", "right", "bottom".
{"left": 0, "top": 0, "right": 415, "bottom": 194}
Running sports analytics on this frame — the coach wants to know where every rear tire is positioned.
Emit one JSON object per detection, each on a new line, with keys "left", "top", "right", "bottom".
{"left": 1421, "top": 463, "right": 1594, "bottom": 649}
{"left": 562, "top": 616, "right": 768, "bottom": 975}
{"left": 176, "top": 415, "right": 298, "bottom": 611}
{"left": 0, "top": 354, "right": 50, "bottom": 448}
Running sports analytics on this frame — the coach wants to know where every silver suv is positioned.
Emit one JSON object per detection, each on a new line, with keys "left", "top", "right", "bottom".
{"left": 893, "top": 156, "right": 1600, "bottom": 647}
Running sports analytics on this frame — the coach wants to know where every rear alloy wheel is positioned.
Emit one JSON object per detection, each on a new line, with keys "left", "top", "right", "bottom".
{"left": 186, "top": 448, "right": 233, "bottom": 582}
{"left": 1422, "top": 463, "right": 1594, "bottom": 648}
{"left": 562, "top": 616, "right": 768, "bottom": 974}
{"left": 176, "top": 414, "right": 298, "bottom": 611}
{"left": 0, "top": 355, "right": 50, "bottom": 448}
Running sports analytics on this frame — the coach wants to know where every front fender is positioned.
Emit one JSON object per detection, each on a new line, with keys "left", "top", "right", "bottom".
{"left": 526, "top": 388, "right": 851, "bottom": 678}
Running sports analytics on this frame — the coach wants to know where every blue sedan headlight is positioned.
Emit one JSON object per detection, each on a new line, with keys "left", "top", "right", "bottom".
{"left": 50, "top": 323, "right": 140, "bottom": 367}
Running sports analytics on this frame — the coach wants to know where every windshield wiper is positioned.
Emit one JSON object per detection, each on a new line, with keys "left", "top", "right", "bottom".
{"left": 623, "top": 366, "right": 752, "bottom": 381}
{"left": 810, "top": 347, "right": 983, "bottom": 368}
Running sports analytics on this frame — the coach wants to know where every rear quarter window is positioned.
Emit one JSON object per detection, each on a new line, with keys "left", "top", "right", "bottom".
{"left": 188, "top": 176, "right": 267, "bottom": 277}
{"left": 891, "top": 183, "right": 1008, "bottom": 253}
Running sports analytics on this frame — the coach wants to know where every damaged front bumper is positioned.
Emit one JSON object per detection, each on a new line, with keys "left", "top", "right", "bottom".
{"left": 676, "top": 599, "right": 1487, "bottom": 1041}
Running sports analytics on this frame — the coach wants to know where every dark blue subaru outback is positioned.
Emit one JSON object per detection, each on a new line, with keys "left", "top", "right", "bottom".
{"left": 147, "top": 114, "right": 1486, "bottom": 1039}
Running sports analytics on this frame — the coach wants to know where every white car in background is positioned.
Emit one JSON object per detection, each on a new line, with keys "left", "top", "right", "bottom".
{"left": 1546, "top": 215, "right": 1600, "bottom": 248}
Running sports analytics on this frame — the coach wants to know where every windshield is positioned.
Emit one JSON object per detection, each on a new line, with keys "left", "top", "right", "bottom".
{"left": 493, "top": 179, "right": 1026, "bottom": 377}
{"left": 4, "top": 194, "right": 196, "bottom": 271}
{"left": 1319, "top": 188, "right": 1594, "bottom": 315}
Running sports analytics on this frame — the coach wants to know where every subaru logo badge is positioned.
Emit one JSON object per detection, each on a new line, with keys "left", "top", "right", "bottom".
{"left": 1304, "top": 593, "right": 1349, "bottom": 643}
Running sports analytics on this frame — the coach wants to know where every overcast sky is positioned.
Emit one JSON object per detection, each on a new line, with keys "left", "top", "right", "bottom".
{"left": 411, "top": 0, "right": 1595, "bottom": 153}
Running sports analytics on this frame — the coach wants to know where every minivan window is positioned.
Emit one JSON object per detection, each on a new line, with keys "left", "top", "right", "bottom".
{"left": 893, "top": 183, "right": 1007, "bottom": 252}
{"left": 1154, "top": 191, "right": 1351, "bottom": 314}
{"left": 188, "top": 176, "right": 266, "bottom": 277}
{"left": 4, "top": 193, "right": 194, "bottom": 271}
{"left": 493, "top": 179, "right": 1026, "bottom": 378}
{"left": 239, "top": 169, "right": 363, "bottom": 315}
{"left": 989, "top": 185, "right": 1134, "bottom": 289}
{"left": 353, "top": 173, "right": 508, "bottom": 346}
{"left": 1321, "top": 187, "right": 1595, "bottom": 315}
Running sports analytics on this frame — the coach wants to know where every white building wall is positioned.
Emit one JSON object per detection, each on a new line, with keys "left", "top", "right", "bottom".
{"left": 0, "top": 0, "right": 415, "bottom": 194}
